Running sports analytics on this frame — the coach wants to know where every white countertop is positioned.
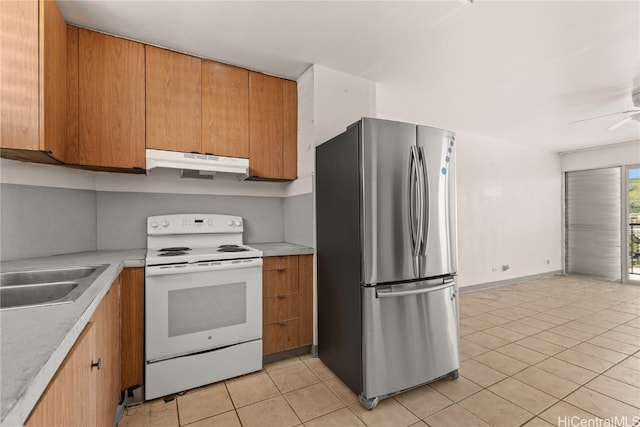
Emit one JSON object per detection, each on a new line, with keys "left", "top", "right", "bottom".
{"left": 248, "top": 242, "right": 314, "bottom": 257}
{"left": 0, "top": 249, "right": 145, "bottom": 426}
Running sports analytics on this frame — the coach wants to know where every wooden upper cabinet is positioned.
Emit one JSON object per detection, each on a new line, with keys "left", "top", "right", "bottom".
{"left": 202, "top": 61, "right": 249, "bottom": 158}
{"left": 1, "top": 0, "right": 68, "bottom": 163}
{"left": 41, "top": 0, "right": 68, "bottom": 160}
{"left": 248, "top": 72, "right": 297, "bottom": 180}
{"left": 78, "top": 29, "right": 145, "bottom": 170}
{"left": 282, "top": 79, "right": 298, "bottom": 180}
{"left": 0, "top": 0, "right": 39, "bottom": 151}
{"left": 65, "top": 25, "right": 79, "bottom": 164}
{"left": 249, "top": 72, "right": 284, "bottom": 179}
{"left": 146, "top": 46, "right": 201, "bottom": 153}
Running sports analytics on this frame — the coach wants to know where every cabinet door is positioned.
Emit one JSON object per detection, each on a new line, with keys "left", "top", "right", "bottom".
{"left": 79, "top": 29, "right": 145, "bottom": 169}
{"left": 92, "top": 277, "right": 121, "bottom": 427}
{"left": 202, "top": 60, "right": 249, "bottom": 158}
{"left": 298, "top": 255, "right": 313, "bottom": 346}
{"left": 282, "top": 79, "right": 298, "bottom": 180}
{"left": 121, "top": 267, "right": 144, "bottom": 391}
{"left": 263, "top": 320, "right": 299, "bottom": 355}
{"left": 25, "top": 322, "right": 97, "bottom": 427}
{"left": 40, "top": 0, "right": 68, "bottom": 161}
{"left": 65, "top": 24, "right": 79, "bottom": 164}
{"left": 146, "top": 46, "right": 201, "bottom": 153}
{"left": 263, "top": 256, "right": 298, "bottom": 297}
{"left": 1, "top": 0, "right": 67, "bottom": 157}
{"left": 0, "top": 0, "right": 39, "bottom": 150}
{"left": 249, "top": 72, "right": 283, "bottom": 178}
{"left": 264, "top": 294, "right": 299, "bottom": 325}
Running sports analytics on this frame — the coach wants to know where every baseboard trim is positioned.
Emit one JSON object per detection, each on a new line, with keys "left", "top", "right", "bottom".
{"left": 459, "top": 270, "right": 564, "bottom": 294}
{"left": 263, "top": 345, "right": 312, "bottom": 365}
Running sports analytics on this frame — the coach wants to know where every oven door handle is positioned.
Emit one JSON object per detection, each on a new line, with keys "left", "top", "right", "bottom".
{"left": 146, "top": 258, "right": 263, "bottom": 276}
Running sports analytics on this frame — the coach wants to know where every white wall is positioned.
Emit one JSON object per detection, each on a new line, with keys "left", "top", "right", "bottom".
{"left": 560, "top": 140, "right": 640, "bottom": 172}
{"left": 454, "top": 132, "right": 562, "bottom": 287}
{"left": 284, "top": 66, "right": 315, "bottom": 197}
{"left": 377, "top": 83, "right": 563, "bottom": 288}
{"left": 285, "top": 64, "right": 377, "bottom": 196}
{"left": 312, "top": 64, "right": 377, "bottom": 146}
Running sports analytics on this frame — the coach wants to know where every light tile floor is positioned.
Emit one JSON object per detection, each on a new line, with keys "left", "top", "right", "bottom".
{"left": 119, "top": 275, "right": 640, "bottom": 427}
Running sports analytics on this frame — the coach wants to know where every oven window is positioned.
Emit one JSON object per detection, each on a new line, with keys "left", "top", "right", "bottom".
{"left": 168, "top": 282, "right": 246, "bottom": 337}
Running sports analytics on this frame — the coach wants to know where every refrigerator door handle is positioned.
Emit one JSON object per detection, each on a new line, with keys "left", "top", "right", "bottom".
{"left": 409, "top": 146, "right": 419, "bottom": 257}
{"left": 375, "top": 282, "right": 453, "bottom": 298}
{"left": 418, "top": 146, "right": 429, "bottom": 256}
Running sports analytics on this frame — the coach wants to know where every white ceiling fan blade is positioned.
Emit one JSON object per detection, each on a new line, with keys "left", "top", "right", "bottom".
{"left": 607, "top": 112, "right": 640, "bottom": 130}
{"left": 569, "top": 109, "right": 640, "bottom": 125}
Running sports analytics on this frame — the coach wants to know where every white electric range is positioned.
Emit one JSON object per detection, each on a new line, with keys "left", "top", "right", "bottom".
{"left": 144, "top": 214, "right": 263, "bottom": 400}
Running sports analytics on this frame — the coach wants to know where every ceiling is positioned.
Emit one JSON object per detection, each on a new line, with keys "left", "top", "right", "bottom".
{"left": 57, "top": 0, "right": 640, "bottom": 152}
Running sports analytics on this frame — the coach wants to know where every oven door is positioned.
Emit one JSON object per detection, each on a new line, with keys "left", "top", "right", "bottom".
{"left": 145, "top": 258, "right": 262, "bottom": 362}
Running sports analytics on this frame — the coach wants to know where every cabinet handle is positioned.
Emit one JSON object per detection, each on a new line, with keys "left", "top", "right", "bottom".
{"left": 277, "top": 295, "right": 286, "bottom": 299}
{"left": 277, "top": 321, "right": 287, "bottom": 326}
{"left": 277, "top": 269, "right": 286, "bottom": 273}
{"left": 91, "top": 358, "right": 102, "bottom": 371}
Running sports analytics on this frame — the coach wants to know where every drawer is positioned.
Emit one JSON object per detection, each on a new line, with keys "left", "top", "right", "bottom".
{"left": 263, "top": 294, "right": 299, "bottom": 325}
{"left": 263, "top": 256, "right": 298, "bottom": 271}
{"left": 263, "top": 320, "right": 299, "bottom": 355}
{"left": 263, "top": 268, "right": 298, "bottom": 297}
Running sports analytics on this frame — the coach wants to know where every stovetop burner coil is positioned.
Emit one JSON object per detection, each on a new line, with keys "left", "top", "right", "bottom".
{"left": 158, "top": 247, "right": 192, "bottom": 252}
{"left": 158, "top": 251, "right": 189, "bottom": 257}
{"left": 217, "top": 246, "right": 249, "bottom": 252}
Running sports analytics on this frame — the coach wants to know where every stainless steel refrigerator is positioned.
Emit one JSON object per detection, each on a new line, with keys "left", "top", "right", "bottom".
{"left": 316, "top": 117, "right": 459, "bottom": 410}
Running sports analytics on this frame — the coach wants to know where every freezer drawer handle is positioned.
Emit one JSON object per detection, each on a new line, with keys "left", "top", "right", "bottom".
{"left": 375, "top": 282, "right": 453, "bottom": 298}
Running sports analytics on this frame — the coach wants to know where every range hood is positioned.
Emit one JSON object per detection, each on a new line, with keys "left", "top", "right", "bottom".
{"left": 146, "top": 149, "right": 249, "bottom": 180}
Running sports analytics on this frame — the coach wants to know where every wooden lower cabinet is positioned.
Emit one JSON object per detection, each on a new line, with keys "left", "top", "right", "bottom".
{"left": 26, "top": 276, "right": 122, "bottom": 427}
{"left": 120, "top": 267, "right": 144, "bottom": 392}
{"left": 25, "top": 322, "right": 97, "bottom": 426}
{"left": 93, "top": 277, "right": 121, "bottom": 427}
{"left": 263, "top": 320, "right": 299, "bottom": 355}
{"left": 262, "top": 255, "right": 313, "bottom": 355}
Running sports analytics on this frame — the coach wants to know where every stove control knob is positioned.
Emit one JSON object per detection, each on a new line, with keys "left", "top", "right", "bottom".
{"left": 227, "top": 220, "right": 233, "bottom": 226}
{"left": 161, "top": 220, "right": 170, "bottom": 228}
{"left": 150, "top": 220, "right": 159, "bottom": 228}
{"left": 234, "top": 220, "right": 242, "bottom": 226}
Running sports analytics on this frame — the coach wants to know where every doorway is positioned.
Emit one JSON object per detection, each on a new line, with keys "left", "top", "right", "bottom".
{"left": 565, "top": 167, "right": 621, "bottom": 281}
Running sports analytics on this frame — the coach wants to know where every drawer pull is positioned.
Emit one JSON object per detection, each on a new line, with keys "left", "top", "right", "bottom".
{"left": 277, "top": 269, "right": 286, "bottom": 273}
{"left": 277, "top": 295, "right": 286, "bottom": 299}
{"left": 278, "top": 321, "right": 287, "bottom": 326}
{"left": 91, "top": 358, "right": 102, "bottom": 371}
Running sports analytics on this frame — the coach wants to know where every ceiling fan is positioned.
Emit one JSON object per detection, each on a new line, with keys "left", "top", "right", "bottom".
{"left": 570, "top": 90, "right": 640, "bottom": 130}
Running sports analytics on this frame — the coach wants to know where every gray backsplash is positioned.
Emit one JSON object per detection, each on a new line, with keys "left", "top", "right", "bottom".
{"left": 1, "top": 184, "right": 314, "bottom": 260}
{"left": 96, "top": 191, "right": 285, "bottom": 250}
{"left": 283, "top": 193, "right": 314, "bottom": 247}
{"left": 0, "top": 184, "right": 98, "bottom": 261}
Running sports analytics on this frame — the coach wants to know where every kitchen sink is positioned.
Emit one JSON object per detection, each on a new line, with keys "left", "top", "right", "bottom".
{"left": 1, "top": 266, "right": 98, "bottom": 286}
{"left": 0, "top": 264, "right": 109, "bottom": 310}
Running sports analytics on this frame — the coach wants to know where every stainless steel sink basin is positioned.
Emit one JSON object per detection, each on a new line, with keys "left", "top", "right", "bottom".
{"left": 1, "top": 266, "right": 98, "bottom": 286}
{"left": 0, "top": 264, "right": 109, "bottom": 310}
